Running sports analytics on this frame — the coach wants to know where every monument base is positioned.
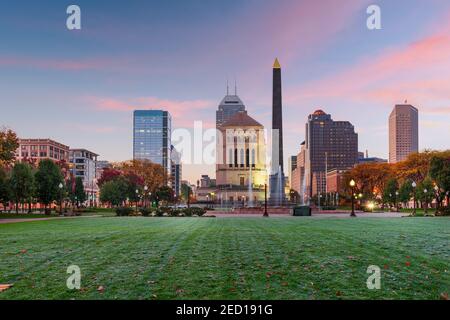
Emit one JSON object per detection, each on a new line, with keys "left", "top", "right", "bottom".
{"left": 268, "top": 172, "right": 287, "bottom": 206}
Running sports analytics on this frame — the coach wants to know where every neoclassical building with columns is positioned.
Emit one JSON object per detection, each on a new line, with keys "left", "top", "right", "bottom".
{"left": 216, "top": 110, "right": 267, "bottom": 205}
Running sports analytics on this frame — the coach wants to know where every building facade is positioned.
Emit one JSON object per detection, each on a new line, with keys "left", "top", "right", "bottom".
{"left": 389, "top": 104, "right": 419, "bottom": 163}
{"left": 16, "top": 138, "right": 70, "bottom": 164}
{"left": 170, "top": 145, "right": 182, "bottom": 197}
{"left": 133, "top": 110, "right": 172, "bottom": 178}
{"left": 291, "top": 141, "right": 306, "bottom": 201}
{"left": 288, "top": 155, "right": 297, "bottom": 189}
{"left": 216, "top": 111, "right": 267, "bottom": 204}
{"left": 305, "top": 110, "right": 358, "bottom": 197}
{"left": 69, "top": 149, "right": 99, "bottom": 205}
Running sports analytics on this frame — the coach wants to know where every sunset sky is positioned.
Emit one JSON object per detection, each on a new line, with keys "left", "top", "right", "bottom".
{"left": 1, "top": 0, "right": 450, "bottom": 183}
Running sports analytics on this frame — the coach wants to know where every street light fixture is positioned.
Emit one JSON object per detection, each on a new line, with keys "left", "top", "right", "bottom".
{"left": 349, "top": 179, "right": 356, "bottom": 217}
{"left": 135, "top": 189, "right": 139, "bottom": 212}
{"left": 434, "top": 185, "right": 440, "bottom": 214}
{"left": 263, "top": 183, "right": 268, "bottom": 217}
{"left": 58, "top": 183, "right": 64, "bottom": 215}
{"left": 423, "top": 188, "right": 428, "bottom": 214}
{"left": 411, "top": 181, "right": 417, "bottom": 216}
{"left": 144, "top": 186, "right": 148, "bottom": 208}
{"left": 395, "top": 191, "right": 399, "bottom": 212}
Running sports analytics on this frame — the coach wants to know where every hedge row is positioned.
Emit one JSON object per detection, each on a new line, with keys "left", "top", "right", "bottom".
{"left": 115, "top": 206, "right": 207, "bottom": 217}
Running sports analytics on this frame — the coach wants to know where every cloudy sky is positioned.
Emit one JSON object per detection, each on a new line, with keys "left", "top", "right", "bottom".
{"left": 1, "top": 0, "right": 450, "bottom": 183}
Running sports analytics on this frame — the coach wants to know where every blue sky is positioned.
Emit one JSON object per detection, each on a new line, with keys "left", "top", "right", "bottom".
{"left": 1, "top": 0, "right": 450, "bottom": 182}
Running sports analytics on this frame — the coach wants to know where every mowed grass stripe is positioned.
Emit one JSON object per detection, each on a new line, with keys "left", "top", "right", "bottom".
{"left": 0, "top": 217, "right": 448, "bottom": 299}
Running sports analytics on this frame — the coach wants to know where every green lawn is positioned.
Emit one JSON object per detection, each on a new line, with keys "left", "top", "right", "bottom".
{"left": 0, "top": 216, "right": 449, "bottom": 300}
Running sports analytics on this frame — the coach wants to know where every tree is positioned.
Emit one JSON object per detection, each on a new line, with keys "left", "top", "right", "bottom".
{"left": 417, "top": 177, "right": 434, "bottom": 213}
{"left": 124, "top": 172, "right": 144, "bottom": 203}
{"left": 99, "top": 176, "right": 129, "bottom": 207}
{"left": 97, "top": 168, "right": 122, "bottom": 188}
{"left": 341, "top": 163, "right": 393, "bottom": 203}
{"left": 0, "top": 167, "right": 11, "bottom": 211}
{"left": 154, "top": 185, "right": 174, "bottom": 206}
{"left": 395, "top": 150, "right": 438, "bottom": 184}
{"left": 383, "top": 178, "right": 398, "bottom": 210}
{"left": 398, "top": 179, "right": 413, "bottom": 208}
{"left": 35, "top": 159, "right": 64, "bottom": 214}
{"left": 180, "top": 183, "right": 192, "bottom": 202}
{"left": 0, "top": 128, "right": 19, "bottom": 167}
{"left": 119, "top": 160, "right": 166, "bottom": 193}
{"left": 74, "top": 177, "right": 86, "bottom": 206}
{"left": 429, "top": 153, "right": 450, "bottom": 207}
{"left": 10, "top": 162, "right": 34, "bottom": 213}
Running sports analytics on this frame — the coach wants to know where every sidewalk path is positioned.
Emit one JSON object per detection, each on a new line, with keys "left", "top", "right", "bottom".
{"left": 206, "top": 212, "right": 407, "bottom": 218}
{"left": 0, "top": 215, "right": 101, "bottom": 225}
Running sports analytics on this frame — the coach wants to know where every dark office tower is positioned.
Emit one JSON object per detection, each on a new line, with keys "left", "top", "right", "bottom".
{"left": 304, "top": 110, "right": 358, "bottom": 198}
{"left": 216, "top": 81, "right": 246, "bottom": 128}
{"left": 269, "top": 58, "right": 287, "bottom": 205}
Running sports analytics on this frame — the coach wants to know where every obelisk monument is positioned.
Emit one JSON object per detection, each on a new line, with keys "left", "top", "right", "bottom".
{"left": 269, "top": 58, "right": 286, "bottom": 205}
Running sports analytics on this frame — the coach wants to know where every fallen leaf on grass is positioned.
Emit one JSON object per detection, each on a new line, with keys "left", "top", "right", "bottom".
{"left": 176, "top": 288, "right": 184, "bottom": 295}
{"left": 336, "top": 291, "right": 342, "bottom": 297}
{"left": 281, "top": 282, "right": 288, "bottom": 287}
{"left": 19, "top": 249, "right": 27, "bottom": 254}
{"left": 405, "top": 261, "right": 411, "bottom": 267}
{"left": 97, "top": 286, "right": 104, "bottom": 293}
{"left": 383, "top": 264, "right": 389, "bottom": 269}
{"left": 0, "top": 284, "right": 13, "bottom": 292}
{"left": 440, "top": 292, "right": 448, "bottom": 300}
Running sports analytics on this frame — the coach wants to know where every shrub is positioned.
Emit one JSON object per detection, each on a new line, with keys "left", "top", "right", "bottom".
{"left": 140, "top": 207, "right": 152, "bottom": 217}
{"left": 115, "top": 207, "right": 134, "bottom": 216}
{"left": 170, "top": 209, "right": 181, "bottom": 217}
{"left": 437, "top": 207, "right": 450, "bottom": 216}
{"left": 182, "top": 207, "right": 206, "bottom": 217}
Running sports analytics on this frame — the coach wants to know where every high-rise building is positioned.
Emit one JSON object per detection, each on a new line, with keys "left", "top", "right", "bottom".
{"left": 216, "top": 83, "right": 246, "bottom": 128}
{"left": 133, "top": 110, "right": 172, "bottom": 178}
{"left": 389, "top": 104, "right": 418, "bottom": 163}
{"left": 170, "top": 145, "right": 182, "bottom": 197}
{"left": 291, "top": 141, "right": 306, "bottom": 201}
{"left": 288, "top": 155, "right": 297, "bottom": 189}
{"left": 305, "top": 110, "right": 358, "bottom": 197}
{"left": 69, "top": 149, "right": 99, "bottom": 205}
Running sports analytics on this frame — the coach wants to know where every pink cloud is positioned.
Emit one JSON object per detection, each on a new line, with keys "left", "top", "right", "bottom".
{"left": 0, "top": 56, "right": 111, "bottom": 71}
{"left": 285, "top": 9, "right": 450, "bottom": 115}
{"left": 89, "top": 96, "right": 216, "bottom": 128}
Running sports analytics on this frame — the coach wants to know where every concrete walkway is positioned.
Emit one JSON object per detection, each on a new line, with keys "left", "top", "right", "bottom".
{"left": 206, "top": 211, "right": 408, "bottom": 218}
{"left": 0, "top": 215, "right": 101, "bottom": 225}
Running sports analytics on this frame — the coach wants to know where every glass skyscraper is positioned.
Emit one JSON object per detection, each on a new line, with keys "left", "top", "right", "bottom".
{"left": 133, "top": 110, "right": 172, "bottom": 175}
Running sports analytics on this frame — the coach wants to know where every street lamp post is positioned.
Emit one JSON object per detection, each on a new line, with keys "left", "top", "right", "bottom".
{"left": 135, "top": 189, "right": 139, "bottom": 212}
{"left": 423, "top": 188, "right": 428, "bottom": 214}
{"left": 434, "top": 185, "right": 439, "bottom": 214}
{"left": 349, "top": 179, "right": 356, "bottom": 217}
{"left": 412, "top": 181, "right": 417, "bottom": 216}
{"left": 58, "top": 183, "right": 64, "bottom": 215}
{"left": 395, "top": 191, "right": 399, "bottom": 212}
{"left": 144, "top": 185, "right": 148, "bottom": 208}
{"left": 263, "top": 183, "right": 268, "bottom": 217}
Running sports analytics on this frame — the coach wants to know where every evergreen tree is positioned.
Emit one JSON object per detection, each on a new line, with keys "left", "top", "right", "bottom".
{"left": 35, "top": 159, "right": 64, "bottom": 214}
